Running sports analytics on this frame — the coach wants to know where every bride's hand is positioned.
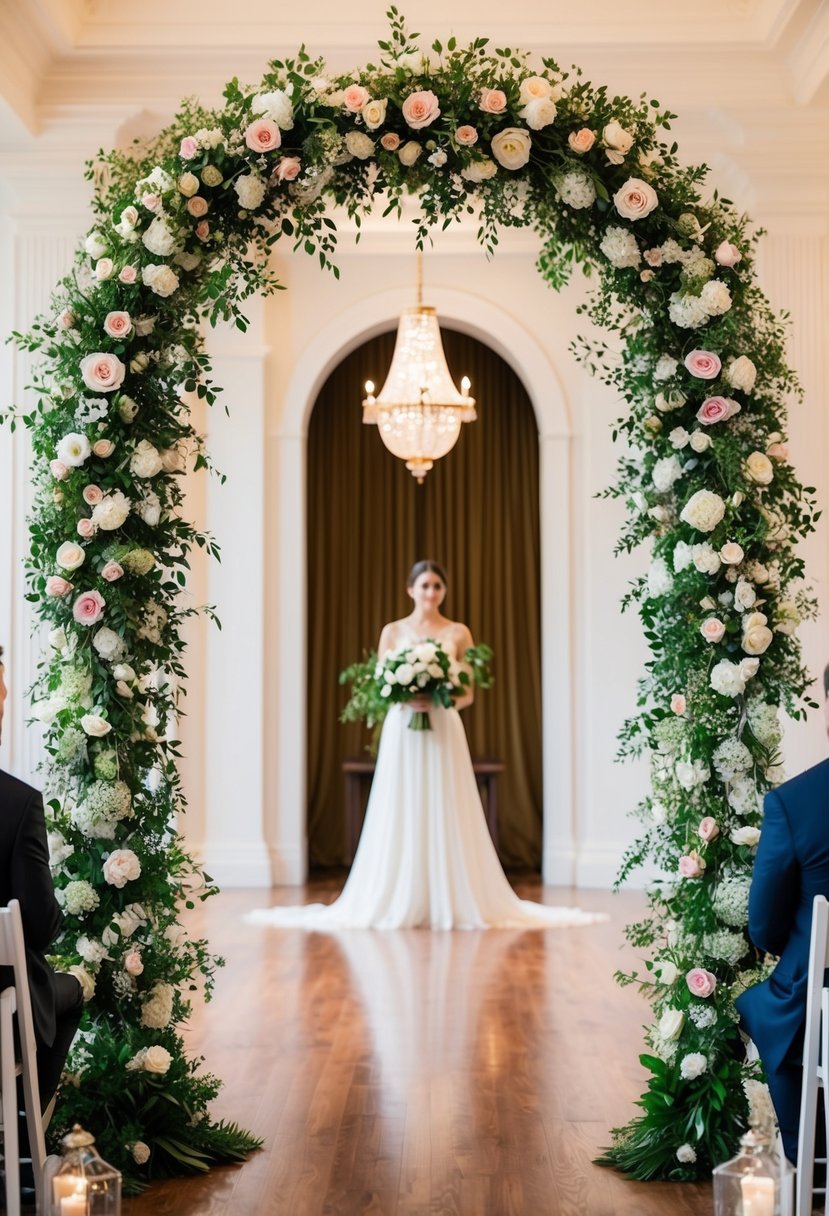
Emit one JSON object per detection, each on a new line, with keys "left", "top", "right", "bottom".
{"left": 409, "top": 695, "right": 432, "bottom": 712}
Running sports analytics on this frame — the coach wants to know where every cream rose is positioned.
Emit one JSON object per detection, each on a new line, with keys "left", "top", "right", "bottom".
{"left": 81, "top": 713, "right": 112, "bottom": 738}
{"left": 680, "top": 489, "right": 726, "bottom": 533}
{"left": 362, "top": 98, "right": 388, "bottom": 130}
{"left": 742, "top": 612, "right": 773, "bottom": 656}
{"left": 568, "top": 128, "right": 595, "bottom": 154}
{"left": 724, "top": 355, "right": 757, "bottom": 393}
{"left": 398, "top": 141, "right": 422, "bottom": 167}
{"left": 745, "top": 451, "right": 774, "bottom": 485}
{"left": 719, "top": 542, "right": 744, "bottom": 565}
{"left": 143, "top": 1045, "right": 172, "bottom": 1074}
{"left": 461, "top": 158, "right": 498, "bottom": 182}
{"left": 103, "top": 848, "right": 141, "bottom": 888}
{"left": 521, "top": 98, "right": 557, "bottom": 130}
{"left": 518, "top": 75, "right": 552, "bottom": 104}
{"left": 730, "top": 826, "right": 761, "bottom": 847}
{"left": 603, "top": 120, "right": 634, "bottom": 163}
{"left": 56, "top": 541, "right": 85, "bottom": 571}
{"left": 490, "top": 127, "right": 532, "bottom": 171}
{"left": 130, "top": 440, "right": 164, "bottom": 478}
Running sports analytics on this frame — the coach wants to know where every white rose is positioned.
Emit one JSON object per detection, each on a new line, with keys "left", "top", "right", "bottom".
{"left": 658, "top": 1009, "right": 685, "bottom": 1041}
{"left": 742, "top": 612, "right": 773, "bottom": 655}
{"left": 731, "top": 826, "right": 761, "bottom": 847}
{"left": 613, "top": 178, "right": 658, "bottom": 221}
{"left": 724, "top": 356, "right": 757, "bottom": 394}
{"left": 362, "top": 98, "right": 388, "bottom": 130}
{"left": 602, "top": 120, "right": 634, "bottom": 163}
{"left": 679, "top": 1052, "right": 708, "bottom": 1080}
{"left": 740, "top": 657, "right": 760, "bottom": 682}
{"left": 680, "top": 490, "right": 726, "bottom": 533}
{"left": 233, "top": 173, "right": 267, "bottom": 210}
{"left": 92, "top": 627, "right": 125, "bottom": 661}
{"left": 103, "top": 847, "right": 142, "bottom": 888}
{"left": 490, "top": 127, "right": 532, "bottom": 171}
{"left": 669, "top": 427, "right": 690, "bottom": 450}
{"left": 734, "top": 580, "right": 757, "bottom": 611}
{"left": 689, "top": 431, "right": 712, "bottom": 453}
{"left": 143, "top": 1045, "right": 173, "bottom": 1074}
{"left": 461, "top": 158, "right": 498, "bottom": 182}
{"left": 92, "top": 490, "right": 131, "bottom": 531}
{"left": 56, "top": 432, "right": 92, "bottom": 467}
{"left": 395, "top": 662, "right": 415, "bottom": 686}
{"left": 142, "top": 263, "right": 180, "bottom": 298}
{"left": 692, "top": 544, "right": 721, "bottom": 575}
{"left": 518, "top": 75, "right": 552, "bottom": 104}
{"left": 130, "top": 440, "right": 164, "bottom": 478}
{"left": 136, "top": 490, "right": 162, "bottom": 527}
{"left": 85, "top": 231, "right": 108, "bottom": 259}
{"left": 67, "top": 964, "right": 96, "bottom": 1003}
{"left": 56, "top": 541, "right": 86, "bottom": 571}
{"left": 81, "top": 713, "right": 112, "bottom": 737}
{"left": 710, "top": 660, "right": 745, "bottom": 698}
{"left": 345, "top": 131, "right": 376, "bottom": 160}
{"left": 521, "top": 98, "right": 557, "bottom": 130}
{"left": 745, "top": 451, "right": 774, "bottom": 485}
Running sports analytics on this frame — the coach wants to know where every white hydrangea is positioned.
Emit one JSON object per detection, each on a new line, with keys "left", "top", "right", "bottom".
{"left": 76, "top": 935, "right": 109, "bottom": 965}
{"left": 746, "top": 700, "right": 782, "bottom": 749}
{"left": 654, "top": 354, "right": 678, "bottom": 382}
{"left": 668, "top": 291, "right": 710, "bottom": 329}
{"left": 599, "top": 225, "right": 641, "bottom": 268}
{"left": 713, "top": 738, "right": 753, "bottom": 780}
{"left": 712, "top": 875, "right": 751, "bottom": 927}
{"left": 194, "top": 127, "right": 224, "bottom": 149}
{"left": 672, "top": 541, "right": 694, "bottom": 572}
{"left": 48, "top": 831, "right": 75, "bottom": 868}
{"left": 72, "top": 780, "right": 133, "bottom": 839}
{"left": 647, "top": 557, "right": 674, "bottom": 598}
{"left": 62, "top": 880, "right": 100, "bottom": 916}
{"left": 681, "top": 248, "right": 715, "bottom": 281}
{"left": 76, "top": 397, "right": 109, "bottom": 427}
{"left": 660, "top": 239, "right": 686, "bottom": 264}
{"left": 652, "top": 455, "right": 683, "bottom": 492}
{"left": 555, "top": 171, "right": 596, "bottom": 210}
{"left": 688, "top": 1003, "right": 717, "bottom": 1030}
{"left": 251, "top": 89, "right": 295, "bottom": 130}
{"left": 703, "top": 929, "right": 748, "bottom": 966}
{"left": 728, "top": 774, "right": 759, "bottom": 816}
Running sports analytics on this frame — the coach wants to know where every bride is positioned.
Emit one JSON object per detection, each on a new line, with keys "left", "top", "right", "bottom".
{"left": 248, "top": 561, "right": 604, "bottom": 930}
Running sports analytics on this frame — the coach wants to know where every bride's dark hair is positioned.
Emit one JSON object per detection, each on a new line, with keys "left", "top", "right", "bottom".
{"left": 406, "top": 559, "right": 448, "bottom": 589}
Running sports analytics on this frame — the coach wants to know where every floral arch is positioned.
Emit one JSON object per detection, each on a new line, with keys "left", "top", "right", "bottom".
{"left": 9, "top": 7, "right": 818, "bottom": 1189}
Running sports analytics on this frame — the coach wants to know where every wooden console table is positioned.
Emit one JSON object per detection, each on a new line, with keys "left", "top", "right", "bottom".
{"left": 342, "top": 756, "right": 505, "bottom": 863}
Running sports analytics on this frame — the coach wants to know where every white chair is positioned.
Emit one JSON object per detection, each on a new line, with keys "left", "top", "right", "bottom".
{"left": 797, "top": 893, "right": 829, "bottom": 1216}
{"left": 0, "top": 899, "right": 47, "bottom": 1215}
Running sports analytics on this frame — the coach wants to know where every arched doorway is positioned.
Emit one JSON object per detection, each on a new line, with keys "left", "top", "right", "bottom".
{"left": 306, "top": 328, "right": 542, "bottom": 868}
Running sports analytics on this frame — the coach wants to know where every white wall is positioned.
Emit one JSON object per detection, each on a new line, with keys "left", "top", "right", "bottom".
{"left": 1, "top": 73, "right": 828, "bottom": 890}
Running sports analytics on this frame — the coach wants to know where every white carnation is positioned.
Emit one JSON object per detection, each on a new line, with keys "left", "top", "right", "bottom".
{"left": 142, "top": 215, "right": 178, "bottom": 257}
{"left": 233, "top": 173, "right": 267, "bottom": 210}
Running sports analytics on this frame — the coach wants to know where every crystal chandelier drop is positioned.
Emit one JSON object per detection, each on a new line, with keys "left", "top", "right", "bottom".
{"left": 362, "top": 254, "right": 476, "bottom": 483}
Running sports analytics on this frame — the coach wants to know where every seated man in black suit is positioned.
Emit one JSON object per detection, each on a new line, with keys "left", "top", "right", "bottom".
{"left": 0, "top": 644, "right": 83, "bottom": 1118}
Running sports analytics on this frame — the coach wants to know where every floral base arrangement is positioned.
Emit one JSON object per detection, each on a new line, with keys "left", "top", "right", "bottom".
{"left": 4, "top": 6, "right": 819, "bottom": 1188}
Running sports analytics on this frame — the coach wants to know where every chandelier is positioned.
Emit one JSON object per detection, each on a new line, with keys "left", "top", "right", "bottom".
{"left": 362, "top": 255, "right": 476, "bottom": 483}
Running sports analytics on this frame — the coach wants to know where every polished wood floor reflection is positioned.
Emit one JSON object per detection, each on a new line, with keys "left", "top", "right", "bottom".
{"left": 123, "top": 880, "right": 711, "bottom": 1216}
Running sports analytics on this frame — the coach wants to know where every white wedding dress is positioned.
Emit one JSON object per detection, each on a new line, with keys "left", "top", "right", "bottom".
{"left": 248, "top": 644, "right": 605, "bottom": 930}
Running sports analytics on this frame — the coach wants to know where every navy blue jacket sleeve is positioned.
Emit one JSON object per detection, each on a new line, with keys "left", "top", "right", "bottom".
{"left": 747, "top": 788, "right": 798, "bottom": 957}
{"left": 11, "top": 788, "right": 63, "bottom": 952}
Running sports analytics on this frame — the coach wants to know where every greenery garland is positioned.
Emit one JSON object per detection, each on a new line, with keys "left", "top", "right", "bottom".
{"left": 4, "top": 6, "right": 819, "bottom": 1188}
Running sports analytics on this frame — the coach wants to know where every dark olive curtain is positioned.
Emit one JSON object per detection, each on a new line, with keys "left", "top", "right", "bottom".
{"left": 306, "top": 328, "right": 542, "bottom": 868}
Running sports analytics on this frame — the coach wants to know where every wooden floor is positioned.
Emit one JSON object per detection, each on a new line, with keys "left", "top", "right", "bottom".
{"left": 123, "top": 879, "right": 712, "bottom": 1216}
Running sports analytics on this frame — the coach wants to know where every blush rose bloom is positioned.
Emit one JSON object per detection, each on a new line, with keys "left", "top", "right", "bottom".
{"left": 103, "top": 848, "right": 141, "bottom": 889}
{"left": 46, "top": 576, "right": 73, "bottom": 597}
{"left": 273, "top": 156, "right": 301, "bottom": 182}
{"left": 698, "top": 817, "right": 720, "bottom": 842}
{"left": 180, "top": 136, "right": 199, "bottom": 159}
{"left": 568, "top": 128, "right": 595, "bottom": 154}
{"left": 73, "top": 590, "right": 106, "bottom": 626}
{"left": 684, "top": 350, "right": 721, "bottom": 380}
{"left": 82, "top": 484, "right": 104, "bottom": 506}
{"left": 124, "top": 948, "right": 144, "bottom": 976}
{"left": 380, "top": 132, "right": 401, "bottom": 151}
{"left": 56, "top": 542, "right": 85, "bottom": 571}
{"left": 103, "top": 311, "right": 132, "bottom": 340}
{"left": 455, "top": 125, "right": 479, "bottom": 146}
{"left": 678, "top": 851, "right": 706, "bottom": 878}
{"left": 700, "top": 617, "right": 726, "bottom": 643}
{"left": 401, "top": 90, "right": 441, "bottom": 129}
{"left": 670, "top": 694, "right": 686, "bottom": 715}
{"left": 715, "top": 240, "right": 741, "bottom": 267}
{"left": 93, "top": 439, "right": 115, "bottom": 458}
{"left": 101, "top": 561, "right": 124, "bottom": 582}
{"left": 686, "top": 967, "right": 717, "bottom": 998}
{"left": 51, "top": 460, "right": 69, "bottom": 480}
{"left": 76, "top": 518, "right": 96, "bottom": 539}
{"left": 479, "top": 88, "right": 507, "bottom": 114}
{"left": 491, "top": 127, "right": 532, "bottom": 170}
{"left": 186, "top": 196, "right": 209, "bottom": 217}
{"left": 245, "top": 118, "right": 281, "bottom": 153}
{"left": 697, "top": 396, "right": 737, "bottom": 425}
{"left": 119, "top": 266, "right": 137, "bottom": 284}
{"left": 195, "top": 221, "right": 210, "bottom": 241}
{"left": 767, "top": 442, "right": 788, "bottom": 462}
{"left": 343, "top": 83, "right": 369, "bottom": 112}
{"left": 613, "top": 177, "right": 658, "bottom": 221}
{"left": 80, "top": 352, "right": 126, "bottom": 393}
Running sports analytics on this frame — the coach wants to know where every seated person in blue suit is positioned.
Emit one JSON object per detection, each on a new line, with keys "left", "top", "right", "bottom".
{"left": 737, "top": 752, "right": 829, "bottom": 1164}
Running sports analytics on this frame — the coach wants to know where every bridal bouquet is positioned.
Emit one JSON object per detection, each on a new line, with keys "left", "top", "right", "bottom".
{"left": 340, "top": 640, "right": 493, "bottom": 732}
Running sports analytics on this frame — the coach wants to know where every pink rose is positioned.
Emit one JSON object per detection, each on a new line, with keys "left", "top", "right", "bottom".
{"left": 141, "top": 193, "right": 161, "bottom": 212}
{"left": 698, "top": 817, "right": 720, "bottom": 843}
{"left": 714, "top": 240, "right": 741, "bottom": 267}
{"left": 245, "top": 118, "right": 281, "bottom": 153}
{"left": 119, "top": 266, "right": 138, "bottom": 284}
{"left": 700, "top": 617, "right": 726, "bottom": 643}
{"left": 401, "top": 90, "right": 441, "bottom": 130}
{"left": 50, "top": 460, "right": 69, "bottom": 481}
{"left": 643, "top": 248, "right": 663, "bottom": 267}
{"left": 380, "top": 132, "right": 401, "bottom": 151}
{"left": 57, "top": 308, "right": 76, "bottom": 330}
{"left": 186, "top": 196, "right": 209, "bottom": 217}
{"left": 678, "top": 851, "right": 705, "bottom": 878}
{"left": 45, "top": 576, "right": 73, "bottom": 597}
{"left": 342, "top": 83, "right": 370, "bottom": 112}
{"left": 180, "top": 136, "right": 199, "bottom": 159}
{"left": 95, "top": 258, "right": 114, "bottom": 281}
{"left": 73, "top": 589, "right": 106, "bottom": 626}
{"left": 568, "top": 128, "right": 596, "bottom": 154}
{"left": 670, "top": 694, "right": 686, "bottom": 715}
{"left": 103, "top": 311, "right": 132, "bottom": 339}
{"left": 77, "top": 518, "right": 96, "bottom": 539}
{"left": 480, "top": 88, "right": 507, "bottom": 114}
{"left": 455, "top": 125, "right": 479, "bottom": 147}
{"left": 92, "top": 439, "right": 115, "bottom": 458}
{"left": 195, "top": 221, "right": 210, "bottom": 242}
{"left": 101, "top": 561, "right": 124, "bottom": 582}
{"left": 767, "top": 442, "right": 788, "bottom": 462}
{"left": 684, "top": 350, "right": 722, "bottom": 380}
{"left": 697, "top": 396, "right": 735, "bottom": 426}
{"left": 273, "top": 156, "right": 301, "bottom": 182}
{"left": 124, "top": 948, "right": 144, "bottom": 976}
{"left": 685, "top": 967, "right": 717, "bottom": 998}
{"left": 82, "top": 485, "right": 104, "bottom": 505}
{"left": 80, "top": 353, "right": 126, "bottom": 394}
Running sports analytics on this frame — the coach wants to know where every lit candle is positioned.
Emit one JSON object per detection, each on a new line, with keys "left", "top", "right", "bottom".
{"left": 741, "top": 1173, "right": 775, "bottom": 1216}
{"left": 53, "top": 1174, "right": 87, "bottom": 1202}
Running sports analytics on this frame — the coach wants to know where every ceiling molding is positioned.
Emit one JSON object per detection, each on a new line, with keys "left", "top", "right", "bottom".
{"left": 789, "top": 2, "right": 829, "bottom": 104}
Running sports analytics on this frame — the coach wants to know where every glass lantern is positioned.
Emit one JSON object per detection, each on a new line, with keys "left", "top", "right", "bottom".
{"left": 713, "top": 1128, "right": 794, "bottom": 1216}
{"left": 47, "top": 1124, "right": 122, "bottom": 1216}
